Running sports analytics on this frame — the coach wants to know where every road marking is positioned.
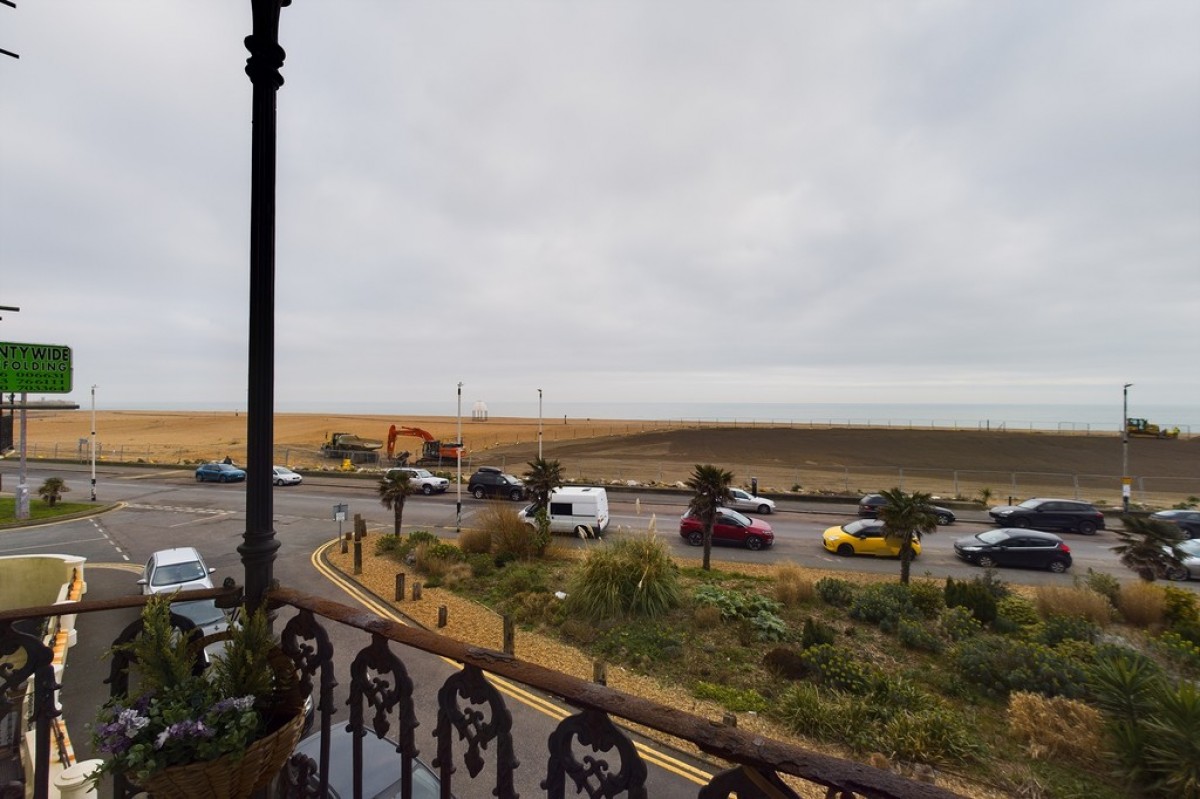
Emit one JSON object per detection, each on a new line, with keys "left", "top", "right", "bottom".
{"left": 310, "top": 542, "right": 713, "bottom": 785}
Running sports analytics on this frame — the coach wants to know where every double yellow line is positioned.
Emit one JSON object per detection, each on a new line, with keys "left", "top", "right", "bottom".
{"left": 310, "top": 540, "right": 714, "bottom": 786}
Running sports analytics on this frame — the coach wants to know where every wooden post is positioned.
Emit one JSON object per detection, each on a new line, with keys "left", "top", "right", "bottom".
{"left": 395, "top": 573, "right": 405, "bottom": 601}
{"left": 722, "top": 712, "right": 737, "bottom": 728}
{"left": 437, "top": 605, "right": 447, "bottom": 628}
{"left": 412, "top": 583, "right": 422, "bottom": 601}
{"left": 340, "top": 534, "right": 348, "bottom": 555}
{"left": 502, "top": 615, "right": 515, "bottom": 655}
{"left": 593, "top": 661, "right": 607, "bottom": 686}
{"left": 353, "top": 538, "right": 362, "bottom": 575}
{"left": 354, "top": 513, "right": 366, "bottom": 540}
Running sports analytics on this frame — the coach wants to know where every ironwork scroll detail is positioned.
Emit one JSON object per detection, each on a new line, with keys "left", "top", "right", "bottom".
{"left": 433, "top": 663, "right": 518, "bottom": 797}
{"left": 542, "top": 708, "right": 647, "bottom": 799}
{"left": 699, "top": 764, "right": 805, "bottom": 799}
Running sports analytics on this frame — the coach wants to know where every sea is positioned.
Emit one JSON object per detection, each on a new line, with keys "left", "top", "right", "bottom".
{"left": 111, "top": 400, "right": 1199, "bottom": 435}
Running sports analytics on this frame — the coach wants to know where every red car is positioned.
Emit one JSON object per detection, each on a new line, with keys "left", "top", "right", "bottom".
{"left": 679, "top": 507, "right": 775, "bottom": 551}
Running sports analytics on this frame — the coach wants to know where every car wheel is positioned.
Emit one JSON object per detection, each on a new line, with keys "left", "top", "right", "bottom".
{"left": 1077, "top": 521, "right": 1097, "bottom": 536}
{"left": 977, "top": 555, "right": 997, "bottom": 568}
{"left": 274, "top": 478, "right": 283, "bottom": 486}
{"left": 1011, "top": 518, "right": 1030, "bottom": 528}
{"left": 196, "top": 474, "right": 203, "bottom": 482}
{"left": 1048, "top": 559, "right": 1069, "bottom": 574}
{"left": 510, "top": 489, "right": 523, "bottom": 501}
{"left": 422, "top": 485, "right": 434, "bottom": 495}
{"left": 472, "top": 486, "right": 486, "bottom": 499}
{"left": 836, "top": 543, "right": 854, "bottom": 557}
{"left": 687, "top": 531, "right": 703, "bottom": 546}
{"left": 1166, "top": 565, "right": 1190, "bottom": 582}
{"left": 744, "top": 536, "right": 763, "bottom": 551}
{"left": 757, "top": 504, "right": 771, "bottom": 515}
{"left": 937, "top": 513, "right": 953, "bottom": 525}
{"left": 575, "top": 525, "right": 592, "bottom": 539}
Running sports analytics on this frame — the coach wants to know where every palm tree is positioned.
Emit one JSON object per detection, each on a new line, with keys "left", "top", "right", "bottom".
{"left": 1112, "top": 515, "right": 1186, "bottom": 581}
{"left": 523, "top": 458, "right": 564, "bottom": 515}
{"left": 378, "top": 472, "right": 415, "bottom": 536}
{"left": 876, "top": 487, "right": 938, "bottom": 585}
{"left": 685, "top": 464, "right": 733, "bottom": 571}
{"left": 37, "top": 477, "right": 69, "bottom": 507}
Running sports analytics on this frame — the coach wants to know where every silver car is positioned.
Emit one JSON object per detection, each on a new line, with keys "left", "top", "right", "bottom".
{"left": 1165, "top": 538, "right": 1200, "bottom": 581}
{"left": 725, "top": 488, "right": 775, "bottom": 515}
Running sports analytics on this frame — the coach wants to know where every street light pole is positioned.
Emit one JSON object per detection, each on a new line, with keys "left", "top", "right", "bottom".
{"left": 538, "top": 388, "right": 543, "bottom": 460}
{"left": 1122, "top": 383, "right": 1132, "bottom": 513}
{"left": 90, "top": 385, "right": 97, "bottom": 501}
{"left": 456, "top": 381, "right": 463, "bottom": 533}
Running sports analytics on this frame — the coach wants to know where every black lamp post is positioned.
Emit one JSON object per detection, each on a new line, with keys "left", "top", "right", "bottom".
{"left": 238, "top": 0, "right": 291, "bottom": 611}
{"left": 1122, "top": 383, "right": 1132, "bottom": 513}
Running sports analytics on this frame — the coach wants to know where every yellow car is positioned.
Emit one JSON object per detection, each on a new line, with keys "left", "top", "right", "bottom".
{"left": 822, "top": 520, "right": 922, "bottom": 558}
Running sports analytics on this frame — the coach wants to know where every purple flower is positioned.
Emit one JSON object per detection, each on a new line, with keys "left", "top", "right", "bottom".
{"left": 211, "top": 695, "right": 256, "bottom": 714}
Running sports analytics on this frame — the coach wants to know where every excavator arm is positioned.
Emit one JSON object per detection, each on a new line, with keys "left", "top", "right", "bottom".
{"left": 386, "top": 425, "right": 466, "bottom": 462}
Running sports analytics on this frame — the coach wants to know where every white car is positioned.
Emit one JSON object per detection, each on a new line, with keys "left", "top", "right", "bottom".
{"left": 273, "top": 465, "right": 303, "bottom": 486}
{"left": 725, "top": 488, "right": 776, "bottom": 515}
{"left": 1164, "top": 539, "right": 1200, "bottom": 581}
{"left": 385, "top": 467, "right": 450, "bottom": 495}
{"left": 138, "top": 547, "right": 227, "bottom": 661}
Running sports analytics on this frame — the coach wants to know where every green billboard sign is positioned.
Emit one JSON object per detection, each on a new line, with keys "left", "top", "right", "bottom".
{"left": 0, "top": 341, "right": 73, "bottom": 393}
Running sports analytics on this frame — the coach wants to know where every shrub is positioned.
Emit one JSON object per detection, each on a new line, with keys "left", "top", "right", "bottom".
{"left": 745, "top": 610, "right": 789, "bottom": 643}
{"left": 849, "top": 583, "right": 923, "bottom": 627}
{"left": 457, "top": 526, "right": 493, "bottom": 555}
{"left": 565, "top": 535, "right": 680, "bottom": 620}
{"left": 1035, "top": 586, "right": 1111, "bottom": 626}
{"left": 1118, "top": 581, "right": 1167, "bottom": 628}
{"left": 439, "top": 562, "right": 474, "bottom": 590}
{"left": 1007, "top": 692, "right": 1104, "bottom": 764}
{"left": 800, "top": 644, "right": 874, "bottom": 694}
{"left": 944, "top": 577, "right": 997, "bottom": 624}
{"left": 1162, "top": 585, "right": 1200, "bottom": 627}
{"left": 694, "top": 585, "right": 781, "bottom": 621}
{"left": 800, "top": 617, "right": 836, "bottom": 649}
{"left": 374, "top": 533, "right": 403, "bottom": 556}
{"left": 508, "top": 591, "right": 565, "bottom": 626}
{"left": 1077, "top": 568, "right": 1122, "bottom": 607}
{"left": 692, "top": 604, "right": 722, "bottom": 630}
{"left": 475, "top": 503, "right": 540, "bottom": 560}
{"left": 1153, "top": 632, "right": 1200, "bottom": 678}
{"left": 941, "top": 606, "right": 981, "bottom": 641}
{"left": 464, "top": 553, "right": 496, "bottom": 579}
{"left": 995, "top": 594, "right": 1041, "bottom": 632}
{"left": 773, "top": 564, "right": 815, "bottom": 606}
{"left": 880, "top": 705, "right": 984, "bottom": 765}
{"left": 951, "top": 636, "right": 1089, "bottom": 699}
{"left": 1039, "top": 615, "right": 1099, "bottom": 646}
{"left": 692, "top": 681, "right": 768, "bottom": 713}
{"left": 897, "top": 617, "right": 944, "bottom": 653}
{"left": 815, "top": 577, "right": 856, "bottom": 608}
{"left": 906, "top": 580, "right": 946, "bottom": 619}
{"left": 763, "top": 647, "right": 807, "bottom": 680}
{"left": 407, "top": 530, "right": 439, "bottom": 547}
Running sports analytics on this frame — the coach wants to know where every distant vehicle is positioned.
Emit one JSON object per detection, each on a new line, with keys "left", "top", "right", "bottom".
{"left": 858, "top": 494, "right": 955, "bottom": 525}
{"left": 822, "top": 519, "right": 922, "bottom": 558}
{"left": 1149, "top": 509, "right": 1200, "bottom": 540}
{"left": 272, "top": 466, "right": 303, "bottom": 486}
{"left": 953, "top": 529, "right": 1072, "bottom": 573}
{"left": 1163, "top": 538, "right": 1200, "bottom": 581}
{"left": 386, "top": 424, "right": 465, "bottom": 465}
{"left": 467, "top": 467, "right": 526, "bottom": 501}
{"left": 988, "top": 498, "right": 1105, "bottom": 535}
{"left": 724, "top": 488, "right": 775, "bottom": 515}
{"left": 679, "top": 507, "right": 774, "bottom": 551}
{"left": 195, "top": 462, "right": 247, "bottom": 483}
{"left": 320, "top": 432, "right": 384, "bottom": 458}
{"left": 1126, "top": 417, "right": 1180, "bottom": 439}
{"left": 281, "top": 725, "right": 447, "bottom": 798}
{"left": 385, "top": 467, "right": 450, "bottom": 495}
{"left": 518, "top": 486, "right": 610, "bottom": 538}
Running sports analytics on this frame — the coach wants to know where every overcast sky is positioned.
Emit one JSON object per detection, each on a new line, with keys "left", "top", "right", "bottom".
{"left": 2, "top": 1, "right": 1198, "bottom": 415}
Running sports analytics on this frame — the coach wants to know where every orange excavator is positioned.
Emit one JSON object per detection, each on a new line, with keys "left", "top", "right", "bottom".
{"left": 386, "top": 425, "right": 466, "bottom": 465}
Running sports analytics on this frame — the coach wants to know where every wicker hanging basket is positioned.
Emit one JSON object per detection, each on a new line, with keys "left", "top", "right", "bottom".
{"left": 137, "top": 707, "right": 306, "bottom": 799}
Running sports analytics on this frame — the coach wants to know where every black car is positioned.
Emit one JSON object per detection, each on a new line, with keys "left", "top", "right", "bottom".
{"left": 858, "top": 494, "right": 956, "bottom": 525}
{"left": 954, "top": 529, "right": 1072, "bottom": 573}
{"left": 467, "top": 466, "right": 526, "bottom": 501}
{"left": 1150, "top": 509, "right": 1200, "bottom": 540}
{"left": 988, "top": 497, "right": 1105, "bottom": 535}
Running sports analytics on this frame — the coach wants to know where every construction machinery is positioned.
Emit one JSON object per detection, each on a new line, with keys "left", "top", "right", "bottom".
{"left": 386, "top": 425, "right": 466, "bottom": 465}
{"left": 320, "top": 431, "right": 385, "bottom": 458}
{"left": 1126, "top": 418, "right": 1181, "bottom": 439}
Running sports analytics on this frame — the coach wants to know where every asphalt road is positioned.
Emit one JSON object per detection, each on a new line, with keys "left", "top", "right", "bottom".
{"left": 2, "top": 461, "right": 1195, "bottom": 799}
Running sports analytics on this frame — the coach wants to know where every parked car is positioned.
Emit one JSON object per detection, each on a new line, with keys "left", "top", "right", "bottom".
{"left": 822, "top": 519, "right": 922, "bottom": 558}
{"left": 857, "top": 494, "right": 955, "bottom": 525}
{"left": 988, "top": 498, "right": 1105, "bottom": 535}
{"left": 385, "top": 467, "right": 450, "bottom": 495}
{"left": 1149, "top": 509, "right": 1200, "bottom": 540}
{"left": 953, "top": 529, "right": 1073, "bottom": 573}
{"left": 272, "top": 465, "right": 303, "bottom": 486}
{"left": 725, "top": 488, "right": 775, "bottom": 515}
{"left": 517, "top": 486, "right": 609, "bottom": 538}
{"left": 281, "top": 725, "right": 446, "bottom": 798}
{"left": 679, "top": 507, "right": 774, "bottom": 551}
{"left": 1163, "top": 538, "right": 1200, "bottom": 581}
{"left": 139, "top": 547, "right": 215, "bottom": 595}
{"left": 467, "top": 466, "right": 526, "bottom": 501}
{"left": 195, "top": 462, "right": 247, "bottom": 483}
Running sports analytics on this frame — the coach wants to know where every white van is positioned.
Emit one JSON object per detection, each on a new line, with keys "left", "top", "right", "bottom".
{"left": 518, "top": 486, "right": 610, "bottom": 538}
